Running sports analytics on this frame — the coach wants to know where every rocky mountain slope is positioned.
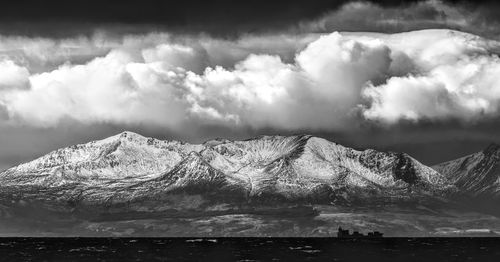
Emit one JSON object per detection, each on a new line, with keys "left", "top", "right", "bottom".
{"left": 0, "top": 132, "right": 455, "bottom": 211}
{"left": 433, "top": 143, "right": 500, "bottom": 199}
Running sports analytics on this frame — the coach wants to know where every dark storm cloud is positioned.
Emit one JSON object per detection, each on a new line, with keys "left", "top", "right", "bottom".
{"left": 0, "top": 0, "right": 493, "bottom": 37}
{"left": 0, "top": 1, "right": 416, "bottom": 23}
{"left": 298, "top": 0, "right": 500, "bottom": 40}
{"left": 0, "top": 0, "right": 354, "bottom": 37}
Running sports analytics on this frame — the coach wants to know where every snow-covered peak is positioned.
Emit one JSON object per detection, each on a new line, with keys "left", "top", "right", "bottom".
{"left": 203, "top": 138, "right": 233, "bottom": 147}
{"left": 433, "top": 143, "right": 500, "bottom": 198}
{"left": 0, "top": 132, "right": 456, "bottom": 204}
{"left": 95, "top": 131, "right": 170, "bottom": 148}
{"left": 99, "top": 131, "right": 146, "bottom": 143}
{"left": 3, "top": 131, "right": 204, "bottom": 181}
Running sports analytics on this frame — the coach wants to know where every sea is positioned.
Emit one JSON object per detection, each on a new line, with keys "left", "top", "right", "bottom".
{"left": 0, "top": 237, "right": 499, "bottom": 261}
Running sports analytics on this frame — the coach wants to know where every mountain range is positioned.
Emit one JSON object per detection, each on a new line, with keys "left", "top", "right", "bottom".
{"left": 0, "top": 131, "right": 499, "bottom": 236}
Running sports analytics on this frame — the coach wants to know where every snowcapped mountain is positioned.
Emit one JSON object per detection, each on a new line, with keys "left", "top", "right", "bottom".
{"left": 433, "top": 143, "right": 500, "bottom": 199}
{"left": 0, "top": 131, "right": 454, "bottom": 209}
{"left": 0, "top": 132, "right": 203, "bottom": 186}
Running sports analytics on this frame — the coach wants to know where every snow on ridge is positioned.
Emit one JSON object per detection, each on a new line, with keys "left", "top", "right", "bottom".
{"left": 0, "top": 131, "right": 458, "bottom": 203}
{"left": 432, "top": 143, "right": 500, "bottom": 198}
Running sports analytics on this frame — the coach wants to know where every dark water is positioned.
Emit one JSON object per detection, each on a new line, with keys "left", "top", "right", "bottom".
{"left": 0, "top": 237, "right": 499, "bottom": 261}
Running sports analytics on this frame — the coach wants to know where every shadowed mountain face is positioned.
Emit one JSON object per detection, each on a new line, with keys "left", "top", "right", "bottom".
{"left": 433, "top": 143, "right": 500, "bottom": 199}
{"left": 1, "top": 132, "right": 500, "bottom": 237}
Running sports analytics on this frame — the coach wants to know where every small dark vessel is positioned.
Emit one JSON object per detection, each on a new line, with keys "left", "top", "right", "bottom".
{"left": 337, "top": 227, "right": 383, "bottom": 238}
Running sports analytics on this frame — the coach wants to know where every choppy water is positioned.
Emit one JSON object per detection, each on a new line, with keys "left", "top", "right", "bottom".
{"left": 0, "top": 237, "right": 499, "bottom": 261}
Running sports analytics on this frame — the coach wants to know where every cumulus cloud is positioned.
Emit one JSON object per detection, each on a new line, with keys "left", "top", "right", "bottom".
{"left": 2, "top": 27, "right": 500, "bottom": 133}
{"left": 0, "top": 31, "right": 390, "bottom": 131}
{"left": 181, "top": 33, "right": 392, "bottom": 130}
{"left": 361, "top": 30, "right": 500, "bottom": 123}
{"left": 363, "top": 56, "right": 500, "bottom": 123}
{"left": 0, "top": 60, "right": 30, "bottom": 90}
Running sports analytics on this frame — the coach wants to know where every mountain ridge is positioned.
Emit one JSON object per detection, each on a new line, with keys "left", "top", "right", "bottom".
{"left": 3, "top": 131, "right": 500, "bottom": 237}
{"left": 433, "top": 143, "right": 500, "bottom": 199}
{"left": 0, "top": 131, "right": 458, "bottom": 209}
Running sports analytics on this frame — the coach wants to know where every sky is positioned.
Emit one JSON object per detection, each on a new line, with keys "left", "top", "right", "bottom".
{"left": 1, "top": 0, "right": 500, "bottom": 170}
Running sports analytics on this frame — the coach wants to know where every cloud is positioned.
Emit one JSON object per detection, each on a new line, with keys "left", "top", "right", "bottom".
{"left": 0, "top": 60, "right": 30, "bottom": 89}
{"left": 182, "top": 33, "right": 392, "bottom": 130}
{"left": 299, "top": 0, "right": 500, "bottom": 40}
{"left": 0, "top": 31, "right": 392, "bottom": 132}
{"left": 142, "top": 44, "right": 209, "bottom": 74}
{"left": 3, "top": 50, "right": 191, "bottom": 129}
{"left": 362, "top": 55, "right": 500, "bottom": 123}
{"left": 2, "top": 27, "right": 500, "bottom": 134}
{"left": 361, "top": 30, "right": 500, "bottom": 123}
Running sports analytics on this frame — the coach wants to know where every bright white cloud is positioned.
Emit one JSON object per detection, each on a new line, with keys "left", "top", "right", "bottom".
{"left": 0, "top": 60, "right": 30, "bottom": 90}
{"left": 362, "top": 55, "right": 500, "bottom": 123}
{"left": 2, "top": 28, "right": 500, "bottom": 132}
{"left": 359, "top": 30, "right": 500, "bottom": 123}
{"left": 142, "top": 44, "right": 209, "bottom": 74}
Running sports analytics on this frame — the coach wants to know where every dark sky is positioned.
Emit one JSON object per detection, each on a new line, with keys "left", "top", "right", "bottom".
{"left": 0, "top": 0, "right": 370, "bottom": 37}
{"left": 1, "top": 0, "right": 500, "bottom": 170}
{"left": 0, "top": 1, "right": 423, "bottom": 23}
{"left": 0, "top": 0, "right": 495, "bottom": 36}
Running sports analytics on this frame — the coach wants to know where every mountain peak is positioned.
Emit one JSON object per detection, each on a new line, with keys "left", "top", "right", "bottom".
{"left": 98, "top": 131, "right": 148, "bottom": 145}
{"left": 243, "top": 134, "right": 312, "bottom": 142}
{"left": 0, "top": 131, "right": 457, "bottom": 207}
{"left": 115, "top": 131, "right": 145, "bottom": 140}
{"left": 203, "top": 138, "right": 232, "bottom": 147}
{"left": 483, "top": 143, "right": 500, "bottom": 156}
